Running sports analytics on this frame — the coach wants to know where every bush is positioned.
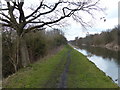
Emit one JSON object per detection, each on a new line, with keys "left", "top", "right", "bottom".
{"left": 2, "top": 28, "right": 67, "bottom": 78}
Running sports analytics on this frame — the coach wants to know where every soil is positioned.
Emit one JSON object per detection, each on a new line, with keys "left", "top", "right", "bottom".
{"left": 57, "top": 50, "right": 71, "bottom": 88}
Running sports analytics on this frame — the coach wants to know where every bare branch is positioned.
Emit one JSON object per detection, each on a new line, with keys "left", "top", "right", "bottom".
{"left": 18, "top": 2, "right": 26, "bottom": 23}
{"left": 83, "top": 0, "right": 100, "bottom": 9}
{"left": 6, "top": 1, "right": 18, "bottom": 25}
{"left": 27, "top": 1, "right": 62, "bottom": 23}
{"left": 25, "top": 0, "right": 44, "bottom": 19}
{"left": 0, "top": 18, "right": 10, "bottom": 24}
{"left": 1, "top": 8, "right": 9, "bottom": 10}
{"left": 0, "top": 13, "right": 10, "bottom": 20}
{"left": 0, "top": 23, "right": 11, "bottom": 27}
{"left": 1, "top": 0, "right": 104, "bottom": 35}
{"left": 82, "top": 9, "right": 95, "bottom": 19}
{"left": 26, "top": 11, "right": 73, "bottom": 32}
{"left": 72, "top": 13, "right": 92, "bottom": 29}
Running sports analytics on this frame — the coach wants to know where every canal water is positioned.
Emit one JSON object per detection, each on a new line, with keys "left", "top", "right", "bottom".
{"left": 73, "top": 45, "right": 120, "bottom": 86}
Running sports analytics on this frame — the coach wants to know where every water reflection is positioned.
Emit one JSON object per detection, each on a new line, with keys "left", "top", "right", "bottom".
{"left": 74, "top": 45, "right": 119, "bottom": 85}
{"left": 79, "top": 46, "right": 119, "bottom": 62}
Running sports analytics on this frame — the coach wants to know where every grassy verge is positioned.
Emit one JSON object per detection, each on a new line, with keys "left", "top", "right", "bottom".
{"left": 3, "top": 45, "right": 69, "bottom": 88}
{"left": 67, "top": 45, "right": 118, "bottom": 88}
{"left": 3, "top": 45, "right": 118, "bottom": 88}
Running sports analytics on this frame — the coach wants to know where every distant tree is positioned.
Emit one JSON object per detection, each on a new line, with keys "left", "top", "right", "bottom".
{"left": 1, "top": 0, "right": 103, "bottom": 68}
{"left": 76, "top": 25, "right": 120, "bottom": 47}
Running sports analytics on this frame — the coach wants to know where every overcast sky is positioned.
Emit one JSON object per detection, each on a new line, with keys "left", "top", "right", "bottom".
{"left": 1, "top": 0, "right": 119, "bottom": 40}
{"left": 64, "top": 0, "right": 119, "bottom": 40}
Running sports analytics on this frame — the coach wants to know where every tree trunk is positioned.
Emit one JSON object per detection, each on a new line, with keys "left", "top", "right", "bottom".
{"left": 20, "top": 36, "right": 30, "bottom": 67}
{"left": 16, "top": 36, "right": 30, "bottom": 68}
{"left": 13, "top": 64, "right": 17, "bottom": 73}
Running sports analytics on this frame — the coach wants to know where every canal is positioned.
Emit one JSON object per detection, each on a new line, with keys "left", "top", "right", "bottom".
{"left": 73, "top": 45, "right": 120, "bottom": 86}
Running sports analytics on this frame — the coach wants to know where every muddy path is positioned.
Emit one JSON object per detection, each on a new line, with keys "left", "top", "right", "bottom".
{"left": 44, "top": 49, "right": 72, "bottom": 88}
{"left": 57, "top": 50, "right": 71, "bottom": 88}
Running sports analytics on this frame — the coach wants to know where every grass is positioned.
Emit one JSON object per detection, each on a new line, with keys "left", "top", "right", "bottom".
{"left": 3, "top": 45, "right": 118, "bottom": 88}
{"left": 3, "top": 45, "right": 69, "bottom": 88}
{"left": 67, "top": 46, "right": 118, "bottom": 88}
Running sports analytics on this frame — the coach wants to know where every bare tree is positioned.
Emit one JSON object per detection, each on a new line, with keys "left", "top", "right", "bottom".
{"left": 0, "top": 0, "right": 103, "bottom": 68}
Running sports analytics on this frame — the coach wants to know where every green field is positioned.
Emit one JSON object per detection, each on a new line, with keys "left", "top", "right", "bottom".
{"left": 3, "top": 45, "right": 118, "bottom": 88}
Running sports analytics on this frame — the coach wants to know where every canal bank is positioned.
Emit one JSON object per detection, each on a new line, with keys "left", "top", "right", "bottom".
{"left": 3, "top": 45, "right": 118, "bottom": 88}
{"left": 70, "top": 44, "right": 119, "bottom": 87}
{"left": 91, "top": 43, "right": 120, "bottom": 52}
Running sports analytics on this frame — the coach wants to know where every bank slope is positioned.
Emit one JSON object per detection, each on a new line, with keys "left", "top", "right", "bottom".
{"left": 67, "top": 46, "right": 118, "bottom": 88}
{"left": 3, "top": 45, "right": 118, "bottom": 88}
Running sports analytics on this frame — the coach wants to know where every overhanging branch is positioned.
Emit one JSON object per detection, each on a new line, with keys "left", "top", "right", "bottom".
{"left": 27, "top": 1, "right": 62, "bottom": 23}
{"left": 25, "top": 0, "right": 44, "bottom": 19}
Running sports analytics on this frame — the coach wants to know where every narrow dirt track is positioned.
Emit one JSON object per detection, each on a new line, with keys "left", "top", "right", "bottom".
{"left": 57, "top": 50, "right": 71, "bottom": 88}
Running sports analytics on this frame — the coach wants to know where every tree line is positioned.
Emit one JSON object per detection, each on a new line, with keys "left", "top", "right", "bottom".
{"left": 3, "top": 27, "right": 67, "bottom": 78}
{"left": 71, "top": 25, "right": 120, "bottom": 49}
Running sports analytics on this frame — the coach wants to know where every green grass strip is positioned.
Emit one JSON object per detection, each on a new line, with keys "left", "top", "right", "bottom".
{"left": 3, "top": 45, "right": 69, "bottom": 88}
{"left": 3, "top": 45, "right": 118, "bottom": 88}
{"left": 67, "top": 46, "right": 118, "bottom": 88}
